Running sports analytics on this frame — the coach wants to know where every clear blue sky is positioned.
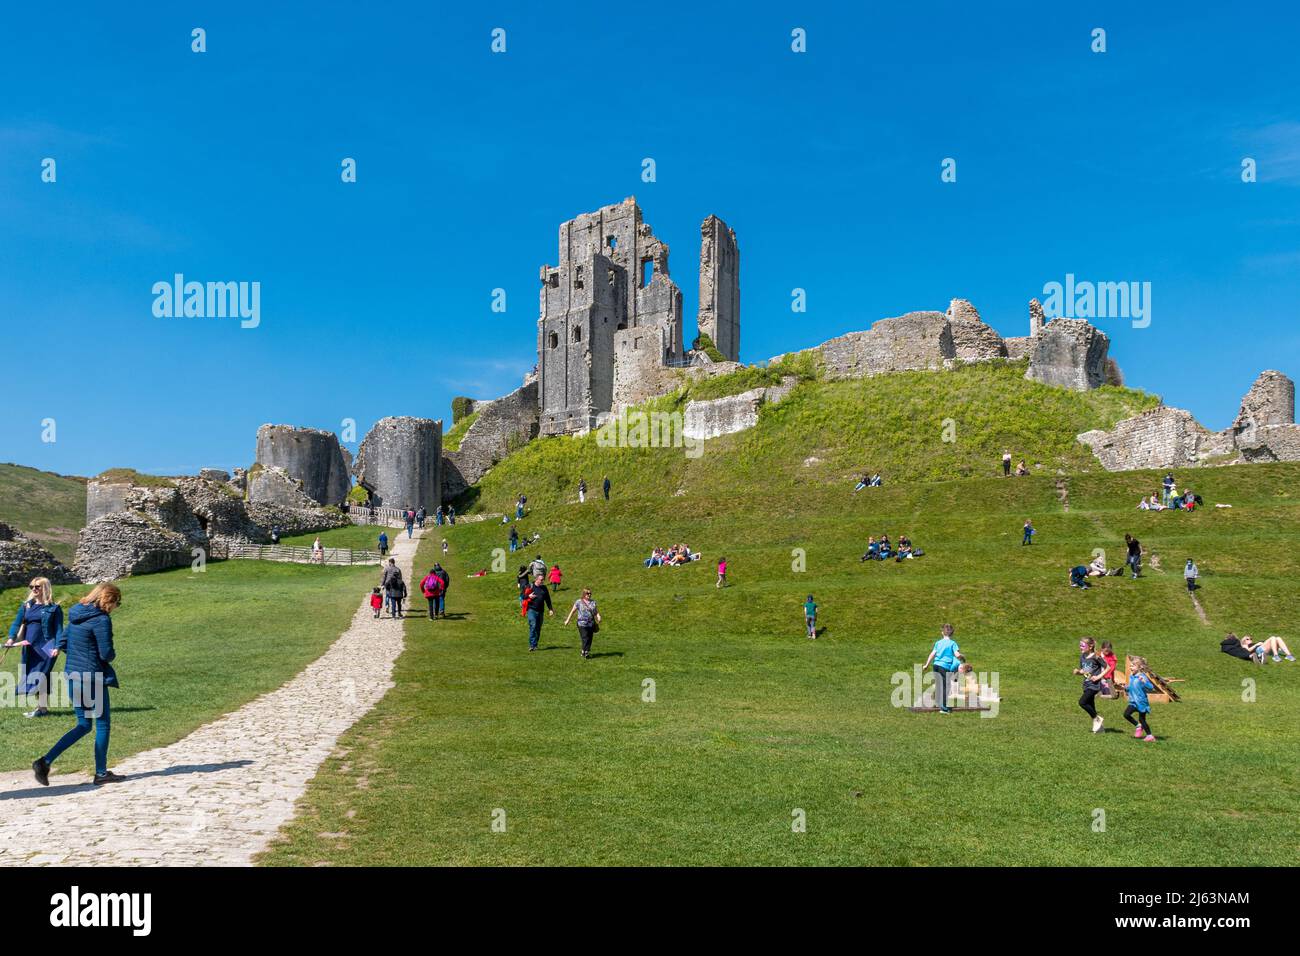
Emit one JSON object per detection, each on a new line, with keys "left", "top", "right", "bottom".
{"left": 2, "top": 1, "right": 1297, "bottom": 477}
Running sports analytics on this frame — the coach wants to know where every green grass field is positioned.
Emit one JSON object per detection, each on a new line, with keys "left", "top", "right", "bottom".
{"left": 259, "top": 364, "right": 1300, "bottom": 866}
{"left": 0, "top": 463, "right": 87, "bottom": 563}
{"left": 0, "top": 559, "right": 376, "bottom": 776}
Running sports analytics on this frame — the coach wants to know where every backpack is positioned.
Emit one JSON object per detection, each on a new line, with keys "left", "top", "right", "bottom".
{"left": 422, "top": 574, "right": 444, "bottom": 598}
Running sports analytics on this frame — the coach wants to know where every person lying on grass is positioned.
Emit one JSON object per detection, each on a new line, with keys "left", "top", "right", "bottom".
{"left": 1241, "top": 634, "right": 1294, "bottom": 663}
{"left": 1087, "top": 554, "right": 1108, "bottom": 577}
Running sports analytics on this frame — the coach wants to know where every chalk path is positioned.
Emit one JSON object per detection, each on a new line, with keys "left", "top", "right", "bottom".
{"left": 0, "top": 528, "right": 424, "bottom": 866}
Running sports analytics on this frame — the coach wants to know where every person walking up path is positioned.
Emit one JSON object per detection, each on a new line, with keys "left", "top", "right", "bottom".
{"left": 523, "top": 573, "right": 554, "bottom": 651}
{"left": 0, "top": 528, "right": 426, "bottom": 865}
{"left": 563, "top": 587, "right": 602, "bottom": 658}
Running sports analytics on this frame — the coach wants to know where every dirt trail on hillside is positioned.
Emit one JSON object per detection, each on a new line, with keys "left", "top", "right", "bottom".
{"left": 0, "top": 529, "right": 423, "bottom": 866}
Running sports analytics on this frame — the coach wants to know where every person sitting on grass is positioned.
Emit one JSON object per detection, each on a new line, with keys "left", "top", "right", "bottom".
{"left": 1015, "top": 459, "right": 1029, "bottom": 476}
{"left": 1148, "top": 493, "right": 1164, "bottom": 511}
{"left": 878, "top": 535, "right": 893, "bottom": 560}
{"left": 1070, "top": 565, "right": 1090, "bottom": 589}
{"left": 854, "top": 472, "right": 871, "bottom": 492}
{"left": 1137, "top": 496, "right": 1151, "bottom": 511}
{"left": 1087, "top": 554, "right": 1108, "bottom": 577}
{"left": 860, "top": 536, "right": 880, "bottom": 562}
{"left": 895, "top": 536, "right": 914, "bottom": 561}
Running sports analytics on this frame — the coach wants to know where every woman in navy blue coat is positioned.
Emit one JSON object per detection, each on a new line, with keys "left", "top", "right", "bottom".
{"left": 32, "top": 583, "right": 125, "bottom": 786}
{"left": 4, "top": 577, "right": 63, "bottom": 718}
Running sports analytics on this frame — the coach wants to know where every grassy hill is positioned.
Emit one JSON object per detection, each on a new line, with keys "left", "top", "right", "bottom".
{"left": 0, "top": 463, "right": 87, "bottom": 563}
{"left": 262, "top": 365, "right": 1300, "bottom": 866}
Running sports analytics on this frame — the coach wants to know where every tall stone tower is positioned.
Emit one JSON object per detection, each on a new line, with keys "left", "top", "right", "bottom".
{"left": 697, "top": 215, "right": 740, "bottom": 361}
{"left": 353, "top": 416, "right": 443, "bottom": 509}
{"left": 537, "top": 197, "right": 683, "bottom": 435}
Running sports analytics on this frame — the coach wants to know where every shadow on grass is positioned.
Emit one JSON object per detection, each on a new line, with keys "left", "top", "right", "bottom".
{"left": 0, "top": 759, "right": 254, "bottom": 801}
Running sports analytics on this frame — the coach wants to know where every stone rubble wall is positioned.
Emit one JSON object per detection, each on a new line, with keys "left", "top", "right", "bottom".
{"left": 683, "top": 377, "right": 798, "bottom": 442}
{"left": 821, "top": 311, "right": 954, "bottom": 380}
{"left": 0, "top": 521, "right": 79, "bottom": 588}
{"left": 73, "top": 474, "right": 349, "bottom": 582}
{"left": 247, "top": 465, "right": 323, "bottom": 510}
{"left": 442, "top": 382, "right": 540, "bottom": 501}
{"left": 1078, "top": 370, "right": 1299, "bottom": 471}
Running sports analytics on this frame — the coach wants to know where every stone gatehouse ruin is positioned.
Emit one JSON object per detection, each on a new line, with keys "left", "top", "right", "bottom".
{"left": 537, "top": 197, "right": 740, "bottom": 435}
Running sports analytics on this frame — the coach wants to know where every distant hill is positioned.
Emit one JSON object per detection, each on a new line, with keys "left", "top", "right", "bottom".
{"left": 0, "top": 463, "right": 87, "bottom": 563}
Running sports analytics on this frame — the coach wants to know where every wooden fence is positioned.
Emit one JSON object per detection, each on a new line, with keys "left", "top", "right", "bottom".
{"left": 215, "top": 542, "right": 383, "bottom": 565}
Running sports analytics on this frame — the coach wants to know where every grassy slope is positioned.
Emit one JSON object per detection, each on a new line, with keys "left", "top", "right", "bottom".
{"left": 262, "top": 366, "right": 1299, "bottom": 866}
{"left": 0, "top": 463, "right": 87, "bottom": 563}
{"left": 0, "top": 559, "right": 377, "bottom": 775}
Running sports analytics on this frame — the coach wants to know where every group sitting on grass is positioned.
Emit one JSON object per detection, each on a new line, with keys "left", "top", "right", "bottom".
{"left": 860, "top": 534, "right": 921, "bottom": 562}
{"left": 1220, "top": 632, "right": 1295, "bottom": 664}
{"left": 853, "top": 471, "right": 883, "bottom": 490}
{"left": 1140, "top": 474, "right": 1202, "bottom": 511}
{"left": 644, "top": 544, "right": 701, "bottom": 567}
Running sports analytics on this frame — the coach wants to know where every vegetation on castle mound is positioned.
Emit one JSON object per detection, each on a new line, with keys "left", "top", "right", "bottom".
{"left": 442, "top": 411, "right": 479, "bottom": 453}
{"left": 462, "top": 361, "right": 1159, "bottom": 513}
{"left": 263, "top": 458, "right": 1300, "bottom": 866}
{"left": 0, "top": 560, "right": 377, "bottom": 775}
{"left": 94, "top": 467, "right": 176, "bottom": 488}
{"left": 0, "top": 462, "right": 88, "bottom": 564}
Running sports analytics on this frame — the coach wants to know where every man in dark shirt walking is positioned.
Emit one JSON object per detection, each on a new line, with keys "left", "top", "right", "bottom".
{"left": 1125, "top": 533, "right": 1142, "bottom": 579}
{"left": 603, "top": 475, "right": 611, "bottom": 501}
{"left": 524, "top": 573, "right": 553, "bottom": 651}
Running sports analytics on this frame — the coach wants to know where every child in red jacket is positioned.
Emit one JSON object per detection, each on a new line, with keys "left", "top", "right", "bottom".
{"left": 369, "top": 587, "right": 383, "bottom": 619}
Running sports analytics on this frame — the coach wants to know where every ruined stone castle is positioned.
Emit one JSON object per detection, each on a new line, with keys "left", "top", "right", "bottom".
{"left": 537, "top": 197, "right": 740, "bottom": 435}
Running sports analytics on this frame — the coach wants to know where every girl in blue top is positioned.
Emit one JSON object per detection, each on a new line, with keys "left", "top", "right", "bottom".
{"left": 803, "top": 596, "right": 817, "bottom": 639}
{"left": 1123, "top": 657, "right": 1157, "bottom": 742}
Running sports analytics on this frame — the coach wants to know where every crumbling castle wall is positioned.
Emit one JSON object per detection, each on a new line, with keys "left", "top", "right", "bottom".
{"left": 698, "top": 215, "right": 740, "bottom": 362}
{"left": 247, "top": 465, "right": 323, "bottom": 510}
{"left": 442, "top": 382, "right": 540, "bottom": 500}
{"left": 683, "top": 377, "right": 797, "bottom": 442}
{"left": 1078, "top": 370, "right": 1298, "bottom": 471}
{"left": 1026, "top": 318, "right": 1110, "bottom": 390}
{"left": 1232, "top": 370, "right": 1295, "bottom": 445}
{"left": 354, "top": 416, "right": 442, "bottom": 509}
{"left": 945, "top": 299, "right": 1008, "bottom": 362}
{"left": 254, "top": 424, "right": 351, "bottom": 506}
{"left": 821, "top": 311, "right": 953, "bottom": 380}
{"left": 1078, "top": 407, "right": 1218, "bottom": 471}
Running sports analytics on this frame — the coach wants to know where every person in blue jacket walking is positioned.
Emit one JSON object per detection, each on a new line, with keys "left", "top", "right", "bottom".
{"left": 4, "top": 576, "right": 63, "bottom": 718}
{"left": 32, "top": 583, "right": 125, "bottom": 786}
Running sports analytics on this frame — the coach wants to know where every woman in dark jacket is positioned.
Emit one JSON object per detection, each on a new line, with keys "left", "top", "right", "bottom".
{"left": 4, "top": 577, "right": 63, "bottom": 718}
{"left": 32, "top": 583, "right": 124, "bottom": 786}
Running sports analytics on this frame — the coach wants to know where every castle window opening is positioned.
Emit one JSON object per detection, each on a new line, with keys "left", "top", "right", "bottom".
{"left": 641, "top": 259, "right": 653, "bottom": 288}
{"left": 607, "top": 235, "right": 617, "bottom": 251}
{"left": 572, "top": 326, "right": 582, "bottom": 343}
{"left": 548, "top": 272, "right": 559, "bottom": 289}
{"left": 548, "top": 332, "right": 559, "bottom": 350}
{"left": 574, "top": 265, "right": 584, "bottom": 290}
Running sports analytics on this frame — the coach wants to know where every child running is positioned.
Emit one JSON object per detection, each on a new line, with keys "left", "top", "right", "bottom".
{"left": 548, "top": 564, "right": 563, "bottom": 592}
{"left": 804, "top": 595, "right": 817, "bottom": 639}
{"left": 716, "top": 556, "right": 727, "bottom": 589}
{"left": 1123, "top": 657, "right": 1157, "bottom": 742}
{"left": 1073, "top": 637, "right": 1107, "bottom": 733}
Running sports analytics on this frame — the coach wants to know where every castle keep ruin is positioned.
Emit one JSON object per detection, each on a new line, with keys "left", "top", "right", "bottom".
{"left": 537, "top": 197, "right": 740, "bottom": 435}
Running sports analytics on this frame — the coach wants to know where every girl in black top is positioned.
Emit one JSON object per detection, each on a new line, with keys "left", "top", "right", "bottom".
{"left": 1073, "top": 637, "right": 1107, "bottom": 733}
